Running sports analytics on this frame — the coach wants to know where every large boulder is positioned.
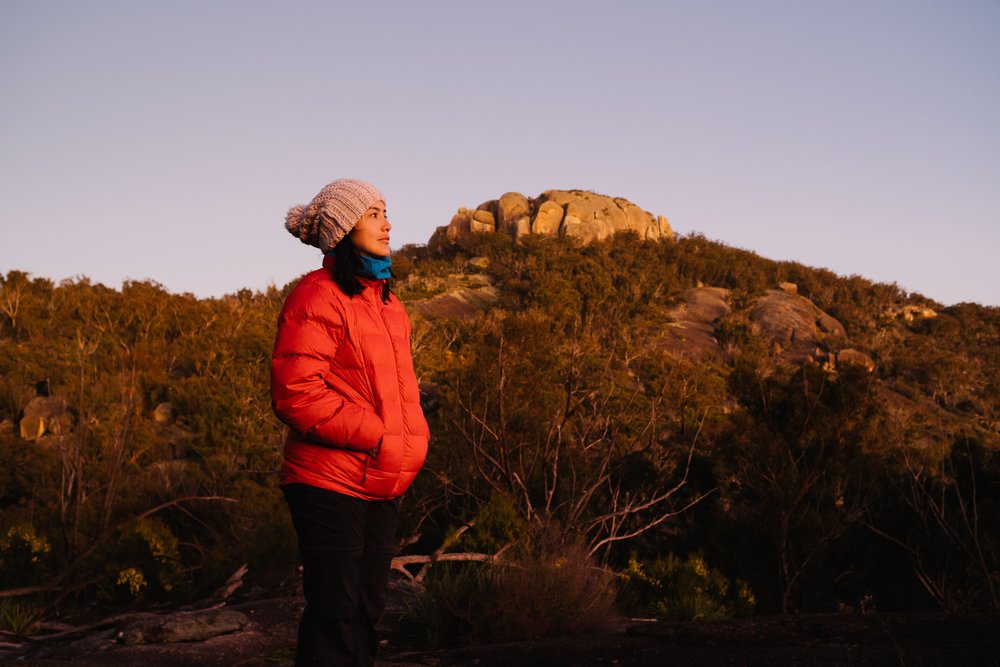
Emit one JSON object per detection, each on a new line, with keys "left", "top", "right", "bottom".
{"left": 153, "top": 402, "right": 174, "bottom": 424}
{"left": 750, "top": 290, "right": 846, "bottom": 359}
{"left": 19, "top": 396, "right": 73, "bottom": 441}
{"left": 512, "top": 215, "right": 531, "bottom": 240}
{"left": 837, "top": 348, "right": 876, "bottom": 372}
{"left": 655, "top": 287, "right": 732, "bottom": 362}
{"left": 673, "top": 287, "right": 732, "bottom": 323}
{"left": 446, "top": 209, "right": 472, "bottom": 240}
{"left": 532, "top": 200, "right": 564, "bottom": 235}
{"left": 476, "top": 199, "right": 499, "bottom": 217}
{"left": 497, "top": 192, "right": 531, "bottom": 236}
{"left": 470, "top": 209, "right": 496, "bottom": 233}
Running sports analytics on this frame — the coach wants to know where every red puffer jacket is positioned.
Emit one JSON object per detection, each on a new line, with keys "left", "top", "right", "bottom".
{"left": 271, "top": 256, "right": 429, "bottom": 500}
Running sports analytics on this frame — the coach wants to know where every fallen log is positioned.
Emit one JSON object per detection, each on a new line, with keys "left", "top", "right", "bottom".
{"left": 391, "top": 551, "right": 496, "bottom": 582}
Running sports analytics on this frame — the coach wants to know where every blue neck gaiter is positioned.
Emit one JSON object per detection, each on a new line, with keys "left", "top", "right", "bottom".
{"left": 357, "top": 254, "right": 392, "bottom": 280}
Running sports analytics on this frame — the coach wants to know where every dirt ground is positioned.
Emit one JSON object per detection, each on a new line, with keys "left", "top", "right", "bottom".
{"left": 4, "top": 594, "right": 999, "bottom": 666}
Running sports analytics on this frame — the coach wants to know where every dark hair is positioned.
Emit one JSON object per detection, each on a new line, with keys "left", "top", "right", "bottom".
{"left": 329, "top": 237, "right": 392, "bottom": 303}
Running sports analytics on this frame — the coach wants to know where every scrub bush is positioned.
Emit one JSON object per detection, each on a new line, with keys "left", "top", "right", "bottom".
{"left": 409, "top": 525, "right": 619, "bottom": 646}
{"left": 619, "top": 552, "right": 755, "bottom": 621}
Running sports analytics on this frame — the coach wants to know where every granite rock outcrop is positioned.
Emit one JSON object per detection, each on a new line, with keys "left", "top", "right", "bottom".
{"left": 749, "top": 289, "right": 847, "bottom": 359}
{"left": 442, "top": 189, "right": 673, "bottom": 245}
{"left": 19, "top": 395, "right": 73, "bottom": 441}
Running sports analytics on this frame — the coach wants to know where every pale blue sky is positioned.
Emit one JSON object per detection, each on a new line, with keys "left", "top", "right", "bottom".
{"left": 2, "top": 1, "right": 998, "bottom": 306}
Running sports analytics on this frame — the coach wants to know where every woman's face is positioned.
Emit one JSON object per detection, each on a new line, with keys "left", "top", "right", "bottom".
{"left": 349, "top": 200, "right": 391, "bottom": 257}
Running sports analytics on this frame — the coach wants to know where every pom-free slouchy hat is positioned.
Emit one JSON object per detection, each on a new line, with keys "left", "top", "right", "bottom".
{"left": 285, "top": 178, "right": 385, "bottom": 253}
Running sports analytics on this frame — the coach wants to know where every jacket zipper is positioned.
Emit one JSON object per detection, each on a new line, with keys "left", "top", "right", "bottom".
{"left": 362, "top": 281, "right": 397, "bottom": 486}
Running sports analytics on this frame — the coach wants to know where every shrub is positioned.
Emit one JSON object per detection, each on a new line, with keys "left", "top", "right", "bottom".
{"left": 409, "top": 525, "right": 619, "bottom": 647}
{"left": 619, "top": 552, "right": 755, "bottom": 621}
{"left": 97, "top": 518, "right": 186, "bottom": 603}
{"left": 0, "top": 597, "right": 43, "bottom": 634}
{"left": 0, "top": 523, "right": 52, "bottom": 589}
{"left": 409, "top": 562, "right": 495, "bottom": 647}
{"left": 463, "top": 493, "right": 527, "bottom": 554}
{"left": 478, "top": 529, "right": 619, "bottom": 643}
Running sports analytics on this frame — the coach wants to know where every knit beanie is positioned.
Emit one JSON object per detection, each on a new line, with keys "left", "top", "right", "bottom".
{"left": 285, "top": 178, "right": 385, "bottom": 253}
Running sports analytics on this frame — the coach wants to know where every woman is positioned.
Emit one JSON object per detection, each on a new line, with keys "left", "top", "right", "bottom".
{"left": 272, "top": 178, "right": 429, "bottom": 666}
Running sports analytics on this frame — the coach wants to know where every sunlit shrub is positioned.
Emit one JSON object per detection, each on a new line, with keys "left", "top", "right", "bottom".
{"left": 0, "top": 523, "right": 51, "bottom": 589}
{"left": 98, "top": 517, "right": 186, "bottom": 603}
{"left": 115, "top": 567, "right": 148, "bottom": 600}
{"left": 619, "top": 552, "right": 755, "bottom": 621}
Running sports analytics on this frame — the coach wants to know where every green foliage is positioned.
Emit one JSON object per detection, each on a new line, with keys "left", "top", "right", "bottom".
{"left": 0, "top": 523, "right": 52, "bottom": 589}
{"left": 1, "top": 219, "right": 999, "bottom": 629}
{"left": 0, "top": 597, "right": 43, "bottom": 634}
{"left": 620, "top": 552, "right": 755, "bottom": 620}
{"left": 97, "top": 518, "right": 186, "bottom": 603}
{"left": 715, "top": 361, "right": 886, "bottom": 611}
{"left": 462, "top": 493, "right": 527, "bottom": 554}
{"left": 402, "top": 231, "right": 999, "bottom": 615}
{"left": 0, "top": 272, "right": 289, "bottom": 612}
{"left": 408, "top": 562, "right": 493, "bottom": 647}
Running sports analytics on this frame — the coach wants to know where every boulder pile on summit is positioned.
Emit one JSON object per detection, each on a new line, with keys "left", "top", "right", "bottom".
{"left": 440, "top": 189, "right": 673, "bottom": 244}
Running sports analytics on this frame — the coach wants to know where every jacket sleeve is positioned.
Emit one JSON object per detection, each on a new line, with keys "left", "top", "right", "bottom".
{"left": 270, "top": 292, "right": 385, "bottom": 452}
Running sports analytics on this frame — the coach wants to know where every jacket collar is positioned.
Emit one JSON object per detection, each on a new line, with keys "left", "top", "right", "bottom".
{"left": 322, "top": 255, "right": 388, "bottom": 296}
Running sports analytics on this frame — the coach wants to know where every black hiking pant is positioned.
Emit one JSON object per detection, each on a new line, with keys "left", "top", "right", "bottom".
{"left": 283, "top": 483, "right": 400, "bottom": 667}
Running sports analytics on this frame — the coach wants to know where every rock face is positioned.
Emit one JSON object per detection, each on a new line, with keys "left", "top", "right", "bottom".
{"left": 19, "top": 396, "right": 73, "bottom": 441}
{"left": 656, "top": 287, "right": 732, "bottom": 362}
{"left": 409, "top": 274, "right": 499, "bottom": 320}
{"left": 441, "top": 189, "right": 673, "bottom": 245}
{"left": 632, "top": 285, "right": 851, "bottom": 367}
{"left": 750, "top": 290, "right": 846, "bottom": 359}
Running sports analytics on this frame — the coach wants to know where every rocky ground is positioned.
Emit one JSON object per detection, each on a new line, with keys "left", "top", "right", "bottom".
{"left": 4, "top": 589, "right": 998, "bottom": 667}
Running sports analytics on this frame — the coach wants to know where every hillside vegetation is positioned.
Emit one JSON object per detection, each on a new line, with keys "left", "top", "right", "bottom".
{"left": 1, "top": 227, "right": 997, "bottom": 638}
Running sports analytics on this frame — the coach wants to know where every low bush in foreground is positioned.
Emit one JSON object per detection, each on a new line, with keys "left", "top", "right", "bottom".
{"left": 408, "top": 527, "right": 619, "bottom": 646}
